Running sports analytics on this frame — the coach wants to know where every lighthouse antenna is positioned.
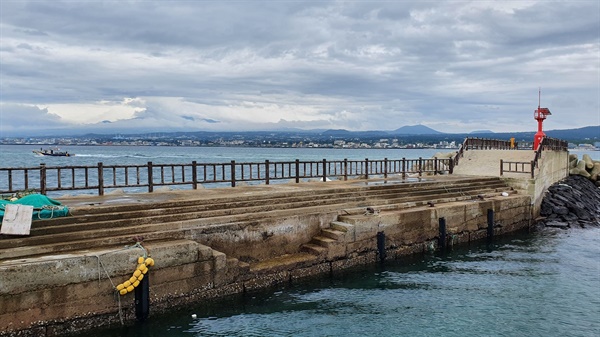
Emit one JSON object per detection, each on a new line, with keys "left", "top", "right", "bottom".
{"left": 538, "top": 87, "right": 541, "bottom": 109}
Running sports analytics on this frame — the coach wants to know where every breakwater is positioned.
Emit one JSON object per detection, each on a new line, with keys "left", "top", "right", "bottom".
{"left": 538, "top": 175, "right": 600, "bottom": 229}
{"left": 0, "top": 142, "right": 576, "bottom": 337}
{"left": 0, "top": 175, "right": 532, "bottom": 337}
{"left": 568, "top": 153, "right": 600, "bottom": 186}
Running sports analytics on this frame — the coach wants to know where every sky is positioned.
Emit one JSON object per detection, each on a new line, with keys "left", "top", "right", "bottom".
{"left": 1, "top": 0, "right": 599, "bottom": 137}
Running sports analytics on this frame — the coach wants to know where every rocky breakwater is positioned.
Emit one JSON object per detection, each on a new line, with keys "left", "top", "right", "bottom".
{"left": 569, "top": 153, "right": 600, "bottom": 186}
{"left": 538, "top": 175, "right": 600, "bottom": 229}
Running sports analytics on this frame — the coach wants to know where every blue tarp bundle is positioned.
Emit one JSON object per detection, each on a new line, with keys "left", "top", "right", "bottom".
{"left": 0, "top": 194, "right": 69, "bottom": 221}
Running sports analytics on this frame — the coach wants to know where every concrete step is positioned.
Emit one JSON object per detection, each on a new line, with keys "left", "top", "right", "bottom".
{"left": 250, "top": 252, "right": 317, "bottom": 273}
{"left": 18, "top": 179, "right": 508, "bottom": 239}
{"left": 311, "top": 236, "right": 337, "bottom": 248}
{"left": 321, "top": 228, "right": 345, "bottom": 240}
{"left": 330, "top": 221, "right": 353, "bottom": 232}
{"left": 0, "top": 230, "right": 187, "bottom": 261}
{"left": 0, "top": 202, "right": 356, "bottom": 251}
{"left": 35, "top": 177, "right": 505, "bottom": 227}
{"left": 300, "top": 243, "right": 327, "bottom": 255}
{"left": 0, "top": 176, "right": 515, "bottom": 262}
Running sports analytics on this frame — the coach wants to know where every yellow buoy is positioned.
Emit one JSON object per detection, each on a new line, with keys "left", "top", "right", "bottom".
{"left": 119, "top": 289, "right": 128, "bottom": 295}
{"left": 137, "top": 263, "right": 146, "bottom": 271}
{"left": 141, "top": 266, "right": 148, "bottom": 274}
{"left": 126, "top": 285, "right": 134, "bottom": 293}
{"left": 137, "top": 256, "right": 145, "bottom": 264}
{"left": 138, "top": 274, "right": 144, "bottom": 281}
{"left": 133, "top": 280, "right": 140, "bottom": 288}
{"left": 145, "top": 257, "right": 155, "bottom": 267}
{"left": 133, "top": 269, "right": 142, "bottom": 277}
{"left": 123, "top": 280, "right": 131, "bottom": 288}
{"left": 129, "top": 276, "right": 138, "bottom": 284}
{"left": 116, "top": 283, "right": 125, "bottom": 291}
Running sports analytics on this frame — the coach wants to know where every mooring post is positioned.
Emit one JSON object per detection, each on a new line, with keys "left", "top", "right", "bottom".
{"left": 376, "top": 231, "right": 386, "bottom": 262}
{"left": 487, "top": 209, "right": 494, "bottom": 239}
{"left": 438, "top": 217, "right": 446, "bottom": 250}
{"left": 135, "top": 272, "right": 150, "bottom": 322}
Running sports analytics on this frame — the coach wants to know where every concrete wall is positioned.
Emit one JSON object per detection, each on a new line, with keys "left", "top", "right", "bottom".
{"left": 0, "top": 194, "right": 532, "bottom": 337}
{"left": 502, "top": 150, "right": 569, "bottom": 217}
{"left": 452, "top": 148, "right": 569, "bottom": 218}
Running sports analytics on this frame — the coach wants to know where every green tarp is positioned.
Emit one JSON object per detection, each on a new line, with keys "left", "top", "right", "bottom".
{"left": 0, "top": 194, "right": 69, "bottom": 221}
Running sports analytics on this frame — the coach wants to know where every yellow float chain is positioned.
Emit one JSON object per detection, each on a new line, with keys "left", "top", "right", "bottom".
{"left": 115, "top": 255, "right": 155, "bottom": 295}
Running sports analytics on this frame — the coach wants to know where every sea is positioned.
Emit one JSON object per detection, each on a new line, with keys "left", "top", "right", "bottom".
{"left": 1, "top": 145, "right": 599, "bottom": 337}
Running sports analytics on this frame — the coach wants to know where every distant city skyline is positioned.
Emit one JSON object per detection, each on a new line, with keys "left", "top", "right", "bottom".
{"left": 1, "top": 1, "right": 599, "bottom": 137}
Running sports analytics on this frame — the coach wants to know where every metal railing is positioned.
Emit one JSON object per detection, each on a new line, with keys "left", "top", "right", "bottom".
{"left": 500, "top": 160, "right": 535, "bottom": 178}
{"left": 500, "top": 137, "right": 568, "bottom": 178}
{"left": 453, "top": 137, "right": 519, "bottom": 167}
{"left": 0, "top": 157, "right": 454, "bottom": 196}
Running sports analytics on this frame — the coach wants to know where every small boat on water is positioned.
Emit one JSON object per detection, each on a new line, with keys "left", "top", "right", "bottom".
{"left": 33, "top": 148, "right": 74, "bottom": 157}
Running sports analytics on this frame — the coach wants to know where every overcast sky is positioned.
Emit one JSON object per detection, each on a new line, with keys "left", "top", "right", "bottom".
{"left": 1, "top": 0, "right": 599, "bottom": 137}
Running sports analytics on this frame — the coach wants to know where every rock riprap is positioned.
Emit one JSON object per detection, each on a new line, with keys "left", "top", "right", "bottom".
{"left": 539, "top": 175, "right": 600, "bottom": 229}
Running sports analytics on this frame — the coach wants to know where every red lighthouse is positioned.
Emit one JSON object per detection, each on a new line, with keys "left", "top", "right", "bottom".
{"left": 533, "top": 89, "right": 551, "bottom": 150}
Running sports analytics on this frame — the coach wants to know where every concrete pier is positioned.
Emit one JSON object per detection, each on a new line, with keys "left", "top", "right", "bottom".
{"left": 0, "top": 148, "right": 569, "bottom": 336}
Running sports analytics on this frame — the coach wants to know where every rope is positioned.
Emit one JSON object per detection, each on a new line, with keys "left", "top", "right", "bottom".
{"left": 36, "top": 205, "right": 68, "bottom": 220}
{"left": 93, "top": 253, "right": 125, "bottom": 326}
{"left": 89, "top": 242, "right": 146, "bottom": 326}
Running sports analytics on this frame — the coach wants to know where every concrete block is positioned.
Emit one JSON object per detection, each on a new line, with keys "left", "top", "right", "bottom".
{"left": 325, "top": 242, "right": 347, "bottom": 260}
{"left": 212, "top": 251, "right": 227, "bottom": 271}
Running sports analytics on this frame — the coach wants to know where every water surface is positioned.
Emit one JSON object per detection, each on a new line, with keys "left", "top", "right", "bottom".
{"left": 80, "top": 228, "right": 600, "bottom": 337}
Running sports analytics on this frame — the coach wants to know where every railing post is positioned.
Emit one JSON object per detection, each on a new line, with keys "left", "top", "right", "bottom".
{"left": 97, "top": 162, "right": 104, "bottom": 196}
{"left": 384, "top": 158, "right": 388, "bottom": 179}
{"left": 147, "top": 161, "right": 154, "bottom": 193}
{"left": 265, "top": 160, "right": 270, "bottom": 185}
{"left": 295, "top": 159, "right": 300, "bottom": 183}
{"left": 343, "top": 158, "right": 348, "bottom": 181}
{"left": 191, "top": 161, "right": 198, "bottom": 190}
{"left": 322, "top": 159, "right": 327, "bottom": 182}
{"left": 500, "top": 159, "right": 503, "bottom": 176}
{"left": 531, "top": 160, "right": 535, "bottom": 179}
{"left": 40, "top": 163, "right": 47, "bottom": 195}
{"left": 402, "top": 158, "right": 406, "bottom": 179}
{"left": 434, "top": 157, "right": 438, "bottom": 175}
{"left": 364, "top": 158, "right": 369, "bottom": 180}
{"left": 418, "top": 157, "right": 422, "bottom": 177}
{"left": 449, "top": 158, "right": 454, "bottom": 174}
{"left": 231, "top": 160, "right": 236, "bottom": 187}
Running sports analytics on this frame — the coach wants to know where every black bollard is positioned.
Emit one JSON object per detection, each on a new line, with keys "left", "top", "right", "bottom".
{"left": 487, "top": 209, "right": 494, "bottom": 239}
{"left": 135, "top": 272, "right": 150, "bottom": 322}
{"left": 377, "top": 231, "right": 386, "bottom": 262}
{"left": 438, "top": 217, "right": 446, "bottom": 250}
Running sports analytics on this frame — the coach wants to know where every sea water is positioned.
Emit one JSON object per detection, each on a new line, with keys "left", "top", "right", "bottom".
{"left": 1, "top": 145, "right": 598, "bottom": 336}
{"left": 0, "top": 145, "right": 447, "bottom": 168}
{"left": 77, "top": 228, "right": 600, "bottom": 337}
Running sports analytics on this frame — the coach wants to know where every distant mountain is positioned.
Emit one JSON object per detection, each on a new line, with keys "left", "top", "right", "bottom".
{"left": 322, "top": 129, "right": 353, "bottom": 136}
{"left": 544, "top": 126, "right": 599, "bottom": 141}
{"left": 391, "top": 124, "right": 443, "bottom": 135}
{"left": 471, "top": 130, "right": 494, "bottom": 134}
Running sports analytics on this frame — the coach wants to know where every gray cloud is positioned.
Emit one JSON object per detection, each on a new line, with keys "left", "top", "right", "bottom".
{"left": 1, "top": 0, "right": 598, "bottom": 136}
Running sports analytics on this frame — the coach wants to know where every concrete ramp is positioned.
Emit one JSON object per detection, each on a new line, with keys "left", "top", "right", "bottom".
{"left": 453, "top": 149, "right": 535, "bottom": 177}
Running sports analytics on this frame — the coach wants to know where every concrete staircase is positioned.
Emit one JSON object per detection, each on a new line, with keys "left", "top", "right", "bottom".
{"left": 0, "top": 176, "right": 514, "bottom": 267}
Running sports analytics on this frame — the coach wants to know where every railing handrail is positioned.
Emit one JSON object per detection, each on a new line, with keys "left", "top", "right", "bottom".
{"left": 0, "top": 157, "right": 454, "bottom": 197}
{"left": 499, "top": 136, "right": 568, "bottom": 178}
